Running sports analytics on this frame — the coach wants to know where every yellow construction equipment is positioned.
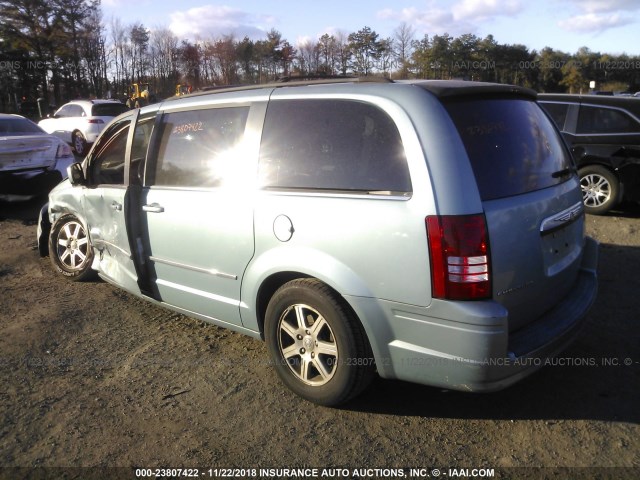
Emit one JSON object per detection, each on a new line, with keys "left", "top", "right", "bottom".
{"left": 126, "top": 83, "right": 153, "bottom": 108}
{"left": 175, "top": 84, "right": 192, "bottom": 96}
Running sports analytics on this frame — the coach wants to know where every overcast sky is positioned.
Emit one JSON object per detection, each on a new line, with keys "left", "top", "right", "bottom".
{"left": 101, "top": 0, "right": 640, "bottom": 55}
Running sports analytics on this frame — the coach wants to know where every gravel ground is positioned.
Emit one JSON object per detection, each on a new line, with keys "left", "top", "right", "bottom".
{"left": 0, "top": 196, "right": 638, "bottom": 480}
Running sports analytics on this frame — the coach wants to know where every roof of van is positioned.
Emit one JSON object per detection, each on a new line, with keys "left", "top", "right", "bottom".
{"left": 167, "top": 77, "right": 537, "bottom": 102}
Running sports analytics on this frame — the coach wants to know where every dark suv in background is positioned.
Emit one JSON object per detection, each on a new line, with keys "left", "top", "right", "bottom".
{"left": 539, "top": 94, "right": 640, "bottom": 214}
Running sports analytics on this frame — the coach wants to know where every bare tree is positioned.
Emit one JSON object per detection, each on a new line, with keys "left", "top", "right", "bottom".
{"left": 296, "top": 39, "right": 320, "bottom": 75}
{"left": 334, "top": 31, "right": 351, "bottom": 76}
{"left": 109, "top": 16, "right": 128, "bottom": 97}
{"left": 149, "top": 27, "right": 179, "bottom": 97}
{"left": 394, "top": 22, "right": 415, "bottom": 79}
{"left": 378, "top": 38, "right": 396, "bottom": 78}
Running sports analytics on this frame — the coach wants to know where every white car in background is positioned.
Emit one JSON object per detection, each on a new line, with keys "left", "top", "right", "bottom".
{"left": 38, "top": 100, "right": 128, "bottom": 156}
{"left": 0, "top": 114, "right": 74, "bottom": 200}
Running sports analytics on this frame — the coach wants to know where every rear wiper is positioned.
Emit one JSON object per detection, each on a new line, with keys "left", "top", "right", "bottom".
{"left": 551, "top": 166, "right": 577, "bottom": 178}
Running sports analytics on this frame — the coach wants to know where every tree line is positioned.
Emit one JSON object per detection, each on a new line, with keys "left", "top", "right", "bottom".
{"left": 1, "top": 0, "right": 639, "bottom": 115}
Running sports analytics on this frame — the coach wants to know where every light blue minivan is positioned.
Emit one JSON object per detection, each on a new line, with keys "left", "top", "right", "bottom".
{"left": 38, "top": 79, "right": 598, "bottom": 405}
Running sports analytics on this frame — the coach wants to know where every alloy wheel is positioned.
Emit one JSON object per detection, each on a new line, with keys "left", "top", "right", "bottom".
{"left": 55, "top": 220, "right": 90, "bottom": 271}
{"left": 277, "top": 303, "right": 339, "bottom": 386}
{"left": 581, "top": 173, "right": 611, "bottom": 208}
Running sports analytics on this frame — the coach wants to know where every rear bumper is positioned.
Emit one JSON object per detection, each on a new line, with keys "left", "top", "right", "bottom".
{"left": 347, "top": 236, "right": 599, "bottom": 392}
{"left": 0, "top": 155, "right": 74, "bottom": 196}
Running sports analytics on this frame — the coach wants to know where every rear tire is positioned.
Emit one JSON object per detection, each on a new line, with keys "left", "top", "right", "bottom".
{"left": 579, "top": 165, "right": 619, "bottom": 215}
{"left": 264, "top": 278, "right": 375, "bottom": 406}
{"left": 73, "top": 131, "right": 87, "bottom": 156}
{"left": 49, "top": 214, "right": 96, "bottom": 281}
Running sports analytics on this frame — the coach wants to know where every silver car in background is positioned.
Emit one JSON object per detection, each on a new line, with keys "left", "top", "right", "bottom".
{"left": 37, "top": 79, "right": 598, "bottom": 406}
{"left": 0, "top": 114, "right": 74, "bottom": 200}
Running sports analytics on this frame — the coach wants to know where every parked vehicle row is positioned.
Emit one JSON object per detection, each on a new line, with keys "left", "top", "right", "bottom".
{"left": 37, "top": 79, "right": 598, "bottom": 405}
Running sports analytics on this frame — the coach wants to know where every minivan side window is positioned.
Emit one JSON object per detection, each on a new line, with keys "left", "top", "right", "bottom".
{"left": 577, "top": 105, "right": 640, "bottom": 134}
{"left": 89, "top": 119, "right": 130, "bottom": 185}
{"left": 152, "top": 107, "right": 249, "bottom": 188}
{"left": 258, "top": 99, "right": 411, "bottom": 193}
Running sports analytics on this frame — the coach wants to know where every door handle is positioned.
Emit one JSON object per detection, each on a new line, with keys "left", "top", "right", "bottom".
{"left": 142, "top": 203, "right": 164, "bottom": 213}
{"left": 111, "top": 202, "right": 122, "bottom": 211}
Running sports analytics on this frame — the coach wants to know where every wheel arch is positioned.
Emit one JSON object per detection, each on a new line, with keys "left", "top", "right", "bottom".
{"left": 576, "top": 156, "right": 620, "bottom": 172}
{"left": 254, "top": 271, "right": 310, "bottom": 339}
{"left": 253, "top": 271, "right": 372, "bottom": 341}
{"left": 71, "top": 128, "right": 84, "bottom": 139}
{"left": 243, "top": 247, "right": 375, "bottom": 337}
{"left": 250, "top": 269, "right": 396, "bottom": 381}
{"left": 37, "top": 203, "right": 51, "bottom": 257}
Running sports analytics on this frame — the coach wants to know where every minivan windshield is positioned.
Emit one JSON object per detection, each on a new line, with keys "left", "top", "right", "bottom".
{"left": 444, "top": 98, "right": 573, "bottom": 201}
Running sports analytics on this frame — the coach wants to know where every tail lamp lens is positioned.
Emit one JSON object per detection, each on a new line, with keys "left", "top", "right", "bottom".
{"left": 426, "top": 214, "right": 491, "bottom": 300}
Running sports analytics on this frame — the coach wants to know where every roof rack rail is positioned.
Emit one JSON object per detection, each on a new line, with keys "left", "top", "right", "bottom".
{"left": 276, "top": 75, "right": 393, "bottom": 84}
{"left": 165, "top": 76, "right": 394, "bottom": 101}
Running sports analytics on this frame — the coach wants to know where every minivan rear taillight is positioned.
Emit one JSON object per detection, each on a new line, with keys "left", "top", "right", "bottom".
{"left": 87, "top": 119, "right": 104, "bottom": 124}
{"left": 426, "top": 214, "right": 491, "bottom": 300}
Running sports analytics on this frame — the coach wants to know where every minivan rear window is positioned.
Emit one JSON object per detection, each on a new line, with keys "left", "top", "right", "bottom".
{"left": 444, "top": 98, "right": 573, "bottom": 201}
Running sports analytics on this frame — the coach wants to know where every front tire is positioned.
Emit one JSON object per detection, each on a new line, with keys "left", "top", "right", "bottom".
{"left": 73, "top": 131, "right": 87, "bottom": 156}
{"left": 49, "top": 215, "right": 95, "bottom": 281}
{"left": 579, "top": 165, "right": 619, "bottom": 215}
{"left": 265, "top": 278, "right": 374, "bottom": 406}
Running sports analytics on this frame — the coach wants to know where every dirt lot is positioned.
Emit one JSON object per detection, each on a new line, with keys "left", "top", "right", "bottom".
{"left": 0, "top": 196, "right": 638, "bottom": 480}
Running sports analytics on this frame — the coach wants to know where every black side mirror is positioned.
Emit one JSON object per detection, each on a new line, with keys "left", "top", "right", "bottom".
{"left": 67, "top": 162, "right": 85, "bottom": 186}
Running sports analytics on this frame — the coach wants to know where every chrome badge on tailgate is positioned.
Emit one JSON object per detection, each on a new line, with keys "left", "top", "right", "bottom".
{"left": 540, "top": 201, "right": 584, "bottom": 234}
{"left": 540, "top": 201, "right": 585, "bottom": 277}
